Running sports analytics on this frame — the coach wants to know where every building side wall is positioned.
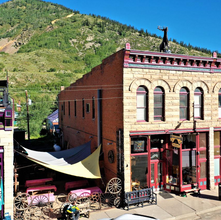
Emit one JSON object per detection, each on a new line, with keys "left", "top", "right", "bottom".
{"left": 123, "top": 67, "right": 221, "bottom": 191}
{"left": 0, "top": 130, "right": 14, "bottom": 218}
{"left": 58, "top": 50, "right": 124, "bottom": 183}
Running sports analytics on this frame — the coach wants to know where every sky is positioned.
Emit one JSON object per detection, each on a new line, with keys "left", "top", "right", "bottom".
{"left": 0, "top": 0, "right": 221, "bottom": 53}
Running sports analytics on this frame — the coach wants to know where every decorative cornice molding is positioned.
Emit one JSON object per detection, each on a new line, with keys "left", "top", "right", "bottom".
{"left": 124, "top": 49, "right": 221, "bottom": 73}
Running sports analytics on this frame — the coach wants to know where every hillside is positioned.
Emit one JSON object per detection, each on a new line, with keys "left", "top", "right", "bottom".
{"left": 0, "top": 0, "right": 218, "bottom": 137}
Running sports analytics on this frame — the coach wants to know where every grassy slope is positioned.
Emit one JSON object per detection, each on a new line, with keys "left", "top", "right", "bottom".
{"left": 0, "top": 0, "right": 215, "bottom": 137}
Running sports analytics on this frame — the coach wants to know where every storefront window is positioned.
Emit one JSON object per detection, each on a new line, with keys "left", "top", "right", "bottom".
{"left": 199, "top": 133, "right": 207, "bottom": 148}
{"left": 200, "top": 151, "right": 206, "bottom": 158}
{"left": 214, "top": 148, "right": 220, "bottom": 156}
{"left": 158, "top": 163, "right": 162, "bottom": 184}
{"left": 200, "top": 161, "right": 207, "bottom": 178}
{"left": 150, "top": 135, "right": 164, "bottom": 149}
{"left": 214, "top": 132, "right": 220, "bottom": 146}
{"left": 182, "top": 134, "right": 196, "bottom": 149}
{"left": 214, "top": 132, "right": 221, "bottom": 184}
{"left": 151, "top": 152, "right": 162, "bottom": 160}
{"left": 214, "top": 158, "right": 220, "bottom": 176}
{"left": 131, "top": 155, "right": 148, "bottom": 188}
{"left": 151, "top": 164, "right": 154, "bottom": 184}
{"left": 166, "top": 149, "right": 179, "bottom": 185}
{"left": 182, "top": 151, "right": 196, "bottom": 185}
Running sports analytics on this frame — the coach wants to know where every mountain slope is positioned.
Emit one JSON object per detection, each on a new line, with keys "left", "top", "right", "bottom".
{"left": 0, "top": 0, "right": 217, "bottom": 137}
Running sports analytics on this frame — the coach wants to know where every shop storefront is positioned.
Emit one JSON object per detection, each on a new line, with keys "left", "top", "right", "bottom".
{"left": 130, "top": 132, "right": 209, "bottom": 194}
{"left": 214, "top": 131, "right": 221, "bottom": 185}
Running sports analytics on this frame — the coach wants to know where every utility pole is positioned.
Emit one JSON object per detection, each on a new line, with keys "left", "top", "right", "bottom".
{"left": 25, "top": 90, "right": 30, "bottom": 140}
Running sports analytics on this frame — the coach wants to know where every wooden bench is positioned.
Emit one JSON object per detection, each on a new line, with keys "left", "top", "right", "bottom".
{"left": 124, "top": 187, "right": 157, "bottom": 210}
{"left": 182, "top": 188, "right": 201, "bottom": 197}
{"left": 139, "top": 188, "right": 157, "bottom": 206}
{"left": 26, "top": 185, "right": 57, "bottom": 194}
{"left": 25, "top": 178, "right": 53, "bottom": 187}
{"left": 65, "top": 179, "right": 89, "bottom": 191}
{"left": 124, "top": 190, "right": 139, "bottom": 210}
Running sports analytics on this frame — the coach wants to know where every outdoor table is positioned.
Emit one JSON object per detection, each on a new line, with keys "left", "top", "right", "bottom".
{"left": 25, "top": 178, "right": 53, "bottom": 187}
{"left": 70, "top": 186, "right": 102, "bottom": 196}
{"left": 26, "top": 185, "right": 57, "bottom": 194}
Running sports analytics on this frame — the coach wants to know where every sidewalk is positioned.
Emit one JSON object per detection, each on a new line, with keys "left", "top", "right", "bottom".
{"left": 80, "top": 188, "right": 221, "bottom": 220}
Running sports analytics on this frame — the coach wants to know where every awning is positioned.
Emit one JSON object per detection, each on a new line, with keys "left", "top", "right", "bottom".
{"left": 17, "top": 142, "right": 101, "bottom": 179}
{"left": 28, "top": 145, "right": 101, "bottom": 179}
{"left": 21, "top": 141, "right": 91, "bottom": 166}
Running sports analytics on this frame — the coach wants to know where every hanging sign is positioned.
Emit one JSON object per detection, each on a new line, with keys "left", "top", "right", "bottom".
{"left": 170, "top": 134, "right": 183, "bottom": 148}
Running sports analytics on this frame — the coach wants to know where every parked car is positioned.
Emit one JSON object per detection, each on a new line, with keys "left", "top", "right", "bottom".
{"left": 99, "top": 213, "right": 159, "bottom": 220}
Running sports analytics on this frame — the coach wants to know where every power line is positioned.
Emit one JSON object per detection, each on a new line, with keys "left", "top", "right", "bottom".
{"left": 9, "top": 86, "right": 123, "bottom": 93}
{"left": 9, "top": 84, "right": 123, "bottom": 90}
{"left": 16, "top": 96, "right": 124, "bottom": 105}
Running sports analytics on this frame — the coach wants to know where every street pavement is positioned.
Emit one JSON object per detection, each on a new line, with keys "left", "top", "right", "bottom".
{"left": 79, "top": 188, "right": 221, "bottom": 220}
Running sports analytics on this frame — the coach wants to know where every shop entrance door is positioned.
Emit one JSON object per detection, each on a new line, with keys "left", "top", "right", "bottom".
{"left": 150, "top": 161, "right": 163, "bottom": 190}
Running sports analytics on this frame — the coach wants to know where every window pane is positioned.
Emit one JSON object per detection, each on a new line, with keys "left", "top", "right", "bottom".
{"left": 194, "top": 107, "right": 201, "bottom": 118}
{"left": 151, "top": 164, "right": 155, "bottom": 183}
{"left": 219, "top": 95, "right": 221, "bottom": 107}
{"left": 180, "top": 108, "right": 187, "bottom": 119}
{"left": 214, "top": 158, "right": 220, "bottom": 176}
{"left": 199, "top": 133, "right": 207, "bottom": 148}
{"left": 199, "top": 150, "right": 206, "bottom": 158}
{"left": 214, "top": 132, "right": 220, "bottom": 146}
{"left": 180, "top": 95, "right": 187, "bottom": 107}
{"left": 151, "top": 135, "right": 164, "bottom": 149}
{"left": 219, "top": 107, "right": 221, "bottom": 118}
{"left": 154, "top": 108, "right": 162, "bottom": 116}
{"left": 137, "top": 87, "right": 146, "bottom": 91}
{"left": 194, "top": 95, "right": 201, "bottom": 105}
{"left": 154, "top": 87, "right": 163, "bottom": 92}
{"left": 195, "top": 88, "right": 201, "bottom": 93}
{"left": 131, "top": 155, "right": 148, "bottom": 188}
{"left": 182, "top": 151, "right": 196, "bottom": 167}
{"left": 182, "top": 134, "right": 196, "bottom": 149}
{"left": 137, "top": 108, "right": 146, "bottom": 121}
{"left": 158, "top": 163, "right": 162, "bottom": 183}
{"left": 200, "top": 161, "right": 207, "bottom": 178}
{"left": 180, "top": 88, "right": 187, "bottom": 93}
{"left": 137, "top": 94, "right": 146, "bottom": 107}
{"left": 151, "top": 152, "right": 162, "bottom": 160}
{"left": 154, "top": 95, "right": 162, "bottom": 107}
{"left": 182, "top": 151, "right": 196, "bottom": 185}
{"left": 214, "top": 147, "right": 220, "bottom": 156}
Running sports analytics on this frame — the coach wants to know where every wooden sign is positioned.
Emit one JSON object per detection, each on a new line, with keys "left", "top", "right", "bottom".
{"left": 170, "top": 134, "right": 183, "bottom": 148}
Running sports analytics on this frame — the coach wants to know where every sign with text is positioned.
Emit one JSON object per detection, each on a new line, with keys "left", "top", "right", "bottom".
{"left": 170, "top": 134, "right": 183, "bottom": 148}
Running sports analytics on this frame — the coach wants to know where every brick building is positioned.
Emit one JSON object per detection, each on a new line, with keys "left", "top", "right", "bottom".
{"left": 58, "top": 44, "right": 221, "bottom": 194}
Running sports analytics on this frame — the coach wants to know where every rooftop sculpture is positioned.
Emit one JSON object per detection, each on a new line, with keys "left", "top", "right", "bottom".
{"left": 158, "top": 26, "right": 171, "bottom": 53}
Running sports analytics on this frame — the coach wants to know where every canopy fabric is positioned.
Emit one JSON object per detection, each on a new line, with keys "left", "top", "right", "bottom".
{"left": 21, "top": 141, "right": 91, "bottom": 166}
{"left": 24, "top": 145, "right": 101, "bottom": 179}
{"left": 47, "top": 109, "right": 58, "bottom": 122}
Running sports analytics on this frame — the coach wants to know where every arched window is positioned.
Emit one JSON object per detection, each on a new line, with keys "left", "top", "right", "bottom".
{"left": 180, "top": 87, "right": 189, "bottom": 120}
{"left": 154, "top": 86, "right": 164, "bottom": 121}
{"left": 194, "top": 87, "right": 203, "bottom": 119}
{"left": 219, "top": 89, "right": 221, "bottom": 118}
{"left": 137, "top": 86, "right": 148, "bottom": 121}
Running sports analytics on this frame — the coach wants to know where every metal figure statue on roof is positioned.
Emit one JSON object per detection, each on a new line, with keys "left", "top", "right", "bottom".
{"left": 158, "top": 26, "right": 171, "bottom": 53}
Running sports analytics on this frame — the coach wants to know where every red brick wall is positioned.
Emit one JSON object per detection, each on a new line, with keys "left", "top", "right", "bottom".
{"left": 58, "top": 49, "right": 125, "bottom": 184}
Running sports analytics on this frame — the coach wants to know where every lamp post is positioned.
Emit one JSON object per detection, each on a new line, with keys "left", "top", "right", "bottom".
{"left": 25, "top": 90, "right": 30, "bottom": 141}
